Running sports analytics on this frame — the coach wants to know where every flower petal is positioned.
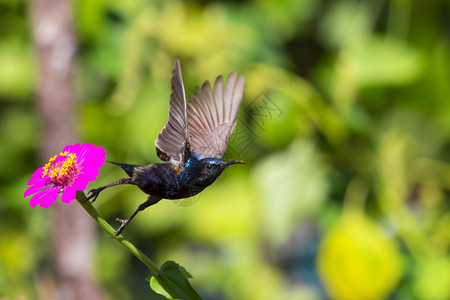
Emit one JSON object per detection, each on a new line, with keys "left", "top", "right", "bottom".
{"left": 24, "top": 183, "right": 47, "bottom": 197}
{"left": 73, "top": 143, "right": 89, "bottom": 161}
{"left": 77, "top": 145, "right": 105, "bottom": 183}
{"left": 26, "top": 167, "right": 45, "bottom": 186}
{"left": 31, "top": 167, "right": 45, "bottom": 179}
{"left": 78, "top": 168, "right": 100, "bottom": 183}
{"left": 63, "top": 143, "right": 80, "bottom": 154}
{"left": 61, "top": 185, "right": 76, "bottom": 203}
{"left": 79, "top": 144, "right": 105, "bottom": 166}
{"left": 40, "top": 187, "right": 60, "bottom": 207}
{"left": 29, "top": 187, "right": 59, "bottom": 208}
{"left": 27, "top": 176, "right": 45, "bottom": 186}
{"left": 72, "top": 176, "right": 89, "bottom": 191}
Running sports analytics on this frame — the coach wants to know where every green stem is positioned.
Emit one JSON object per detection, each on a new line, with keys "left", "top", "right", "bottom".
{"left": 76, "top": 191, "right": 160, "bottom": 275}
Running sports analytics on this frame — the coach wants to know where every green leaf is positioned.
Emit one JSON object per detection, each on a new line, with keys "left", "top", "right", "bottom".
{"left": 351, "top": 36, "right": 424, "bottom": 87}
{"left": 149, "top": 261, "right": 201, "bottom": 300}
{"left": 178, "top": 264, "right": 193, "bottom": 279}
{"left": 150, "top": 277, "right": 174, "bottom": 299}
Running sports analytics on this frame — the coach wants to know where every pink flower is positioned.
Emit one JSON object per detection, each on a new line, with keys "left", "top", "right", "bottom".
{"left": 24, "top": 143, "right": 106, "bottom": 207}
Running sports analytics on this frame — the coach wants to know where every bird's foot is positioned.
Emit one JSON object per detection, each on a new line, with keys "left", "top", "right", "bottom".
{"left": 114, "top": 217, "right": 130, "bottom": 237}
{"left": 86, "top": 187, "right": 105, "bottom": 203}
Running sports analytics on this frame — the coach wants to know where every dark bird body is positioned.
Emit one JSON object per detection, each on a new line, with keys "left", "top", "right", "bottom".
{"left": 112, "top": 153, "right": 237, "bottom": 200}
{"left": 87, "top": 60, "right": 245, "bottom": 236}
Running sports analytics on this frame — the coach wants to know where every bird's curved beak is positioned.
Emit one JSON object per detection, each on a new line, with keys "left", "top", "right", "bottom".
{"left": 223, "top": 160, "right": 245, "bottom": 167}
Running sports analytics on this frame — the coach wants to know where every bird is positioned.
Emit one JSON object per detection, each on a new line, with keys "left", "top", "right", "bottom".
{"left": 87, "top": 59, "right": 245, "bottom": 236}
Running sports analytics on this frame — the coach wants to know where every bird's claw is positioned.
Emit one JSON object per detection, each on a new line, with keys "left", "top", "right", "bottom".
{"left": 86, "top": 188, "right": 103, "bottom": 203}
{"left": 114, "top": 217, "right": 129, "bottom": 237}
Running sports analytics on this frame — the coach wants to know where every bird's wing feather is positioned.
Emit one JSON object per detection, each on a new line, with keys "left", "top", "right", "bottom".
{"left": 187, "top": 72, "right": 244, "bottom": 159}
{"left": 155, "top": 60, "right": 189, "bottom": 167}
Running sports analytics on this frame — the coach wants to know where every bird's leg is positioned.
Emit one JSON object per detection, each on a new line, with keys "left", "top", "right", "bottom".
{"left": 114, "top": 195, "right": 162, "bottom": 237}
{"left": 87, "top": 178, "right": 134, "bottom": 203}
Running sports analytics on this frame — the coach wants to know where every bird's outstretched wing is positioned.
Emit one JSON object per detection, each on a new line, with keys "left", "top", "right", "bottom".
{"left": 187, "top": 72, "right": 245, "bottom": 159}
{"left": 155, "top": 59, "right": 190, "bottom": 167}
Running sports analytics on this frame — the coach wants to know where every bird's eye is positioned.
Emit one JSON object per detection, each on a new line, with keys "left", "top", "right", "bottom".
{"left": 205, "top": 164, "right": 213, "bottom": 170}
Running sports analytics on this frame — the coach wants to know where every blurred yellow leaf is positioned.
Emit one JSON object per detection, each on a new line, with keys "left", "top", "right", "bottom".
{"left": 351, "top": 37, "right": 424, "bottom": 87}
{"left": 0, "top": 231, "right": 36, "bottom": 287}
{"left": 414, "top": 256, "right": 450, "bottom": 300}
{"left": 317, "top": 211, "right": 402, "bottom": 300}
{"left": 0, "top": 39, "right": 35, "bottom": 99}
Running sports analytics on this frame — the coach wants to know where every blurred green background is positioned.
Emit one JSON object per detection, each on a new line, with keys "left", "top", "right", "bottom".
{"left": 1, "top": 0, "right": 450, "bottom": 299}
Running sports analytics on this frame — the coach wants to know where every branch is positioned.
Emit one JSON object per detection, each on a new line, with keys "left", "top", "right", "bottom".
{"left": 75, "top": 192, "right": 160, "bottom": 275}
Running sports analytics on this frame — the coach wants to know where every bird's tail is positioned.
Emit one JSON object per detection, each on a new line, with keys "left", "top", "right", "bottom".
{"left": 107, "top": 161, "right": 139, "bottom": 177}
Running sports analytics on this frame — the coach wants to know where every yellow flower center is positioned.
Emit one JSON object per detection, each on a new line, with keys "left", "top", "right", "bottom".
{"left": 42, "top": 151, "right": 79, "bottom": 186}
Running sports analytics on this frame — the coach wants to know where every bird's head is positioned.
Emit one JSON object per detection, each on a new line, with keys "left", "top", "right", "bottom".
{"left": 183, "top": 157, "right": 245, "bottom": 188}
{"left": 199, "top": 158, "right": 245, "bottom": 177}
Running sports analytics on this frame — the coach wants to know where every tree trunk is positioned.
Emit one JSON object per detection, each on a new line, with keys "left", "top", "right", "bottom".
{"left": 30, "top": 0, "right": 103, "bottom": 299}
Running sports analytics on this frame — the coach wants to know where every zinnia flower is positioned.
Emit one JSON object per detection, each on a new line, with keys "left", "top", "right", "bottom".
{"left": 24, "top": 143, "right": 106, "bottom": 207}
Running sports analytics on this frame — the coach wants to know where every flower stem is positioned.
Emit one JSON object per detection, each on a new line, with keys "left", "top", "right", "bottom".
{"left": 76, "top": 191, "right": 160, "bottom": 275}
